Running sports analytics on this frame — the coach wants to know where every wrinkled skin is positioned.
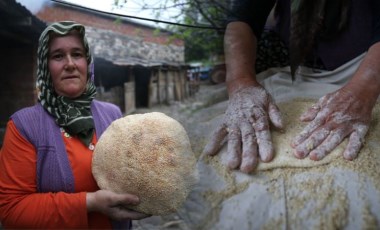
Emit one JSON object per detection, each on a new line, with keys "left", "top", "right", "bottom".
{"left": 291, "top": 42, "right": 380, "bottom": 161}
{"left": 86, "top": 190, "right": 151, "bottom": 221}
{"left": 203, "top": 84, "right": 283, "bottom": 173}
{"left": 205, "top": 21, "right": 380, "bottom": 174}
{"left": 292, "top": 88, "right": 371, "bottom": 161}
{"left": 203, "top": 85, "right": 373, "bottom": 173}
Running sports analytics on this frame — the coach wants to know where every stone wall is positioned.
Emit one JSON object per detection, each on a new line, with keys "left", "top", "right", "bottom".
{"left": 86, "top": 27, "right": 184, "bottom": 64}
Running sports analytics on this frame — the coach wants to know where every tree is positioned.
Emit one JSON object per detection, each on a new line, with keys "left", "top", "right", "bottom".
{"left": 114, "top": 0, "right": 232, "bottom": 63}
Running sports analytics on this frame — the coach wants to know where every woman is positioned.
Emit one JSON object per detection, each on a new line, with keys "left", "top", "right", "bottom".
{"left": 0, "top": 21, "right": 149, "bottom": 228}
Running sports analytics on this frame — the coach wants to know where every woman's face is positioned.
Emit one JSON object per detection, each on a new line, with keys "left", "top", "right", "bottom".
{"left": 48, "top": 32, "right": 88, "bottom": 98}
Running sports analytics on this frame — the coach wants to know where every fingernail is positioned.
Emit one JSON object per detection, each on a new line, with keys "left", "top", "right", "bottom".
{"left": 294, "top": 149, "right": 306, "bottom": 159}
{"left": 309, "top": 151, "right": 323, "bottom": 161}
{"left": 240, "top": 158, "right": 257, "bottom": 173}
{"left": 240, "top": 165, "right": 254, "bottom": 174}
{"left": 260, "top": 153, "right": 273, "bottom": 162}
{"left": 228, "top": 159, "right": 240, "bottom": 169}
{"left": 343, "top": 151, "right": 356, "bottom": 161}
{"left": 133, "top": 195, "right": 140, "bottom": 203}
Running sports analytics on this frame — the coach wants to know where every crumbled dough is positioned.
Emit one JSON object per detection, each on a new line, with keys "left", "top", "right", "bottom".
{"left": 258, "top": 99, "right": 345, "bottom": 170}
{"left": 200, "top": 99, "right": 380, "bottom": 229}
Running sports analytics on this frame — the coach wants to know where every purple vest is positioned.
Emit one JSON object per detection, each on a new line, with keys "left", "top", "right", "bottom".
{"left": 11, "top": 100, "right": 131, "bottom": 229}
{"left": 275, "top": 0, "right": 373, "bottom": 70}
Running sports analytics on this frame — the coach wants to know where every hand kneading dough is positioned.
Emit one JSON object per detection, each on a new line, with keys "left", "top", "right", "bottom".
{"left": 92, "top": 112, "right": 198, "bottom": 215}
{"left": 257, "top": 99, "right": 347, "bottom": 170}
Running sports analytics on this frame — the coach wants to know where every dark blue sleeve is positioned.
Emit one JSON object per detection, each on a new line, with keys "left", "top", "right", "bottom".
{"left": 371, "top": 0, "right": 380, "bottom": 44}
{"left": 226, "top": 0, "right": 276, "bottom": 38}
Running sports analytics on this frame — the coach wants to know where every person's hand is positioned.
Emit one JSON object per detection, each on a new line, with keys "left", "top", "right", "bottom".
{"left": 291, "top": 88, "right": 372, "bottom": 160}
{"left": 86, "top": 190, "right": 151, "bottom": 221}
{"left": 203, "top": 84, "right": 283, "bottom": 173}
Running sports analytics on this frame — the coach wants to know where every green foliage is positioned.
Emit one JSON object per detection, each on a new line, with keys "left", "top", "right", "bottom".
{"left": 180, "top": 27, "right": 224, "bottom": 62}
{"left": 165, "top": 0, "right": 230, "bottom": 63}
{"left": 114, "top": 17, "right": 122, "bottom": 25}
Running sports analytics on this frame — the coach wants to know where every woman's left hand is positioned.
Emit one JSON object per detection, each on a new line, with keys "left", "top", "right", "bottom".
{"left": 291, "top": 88, "right": 373, "bottom": 161}
{"left": 87, "top": 190, "right": 151, "bottom": 220}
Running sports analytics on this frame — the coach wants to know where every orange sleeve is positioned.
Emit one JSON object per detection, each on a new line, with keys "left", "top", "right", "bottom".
{"left": 0, "top": 120, "right": 89, "bottom": 228}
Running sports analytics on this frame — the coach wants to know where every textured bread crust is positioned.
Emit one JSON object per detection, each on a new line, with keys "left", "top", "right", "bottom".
{"left": 92, "top": 112, "right": 198, "bottom": 215}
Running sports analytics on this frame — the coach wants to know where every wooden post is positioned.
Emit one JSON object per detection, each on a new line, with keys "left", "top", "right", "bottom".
{"left": 165, "top": 67, "right": 169, "bottom": 105}
{"left": 124, "top": 66, "right": 136, "bottom": 114}
{"left": 157, "top": 67, "right": 161, "bottom": 104}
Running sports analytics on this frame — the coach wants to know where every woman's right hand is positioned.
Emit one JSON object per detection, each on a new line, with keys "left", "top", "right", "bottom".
{"left": 203, "top": 84, "right": 283, "bottom": 173}
{"left": 86, "top": 190, "right": 150, "bottom": 220}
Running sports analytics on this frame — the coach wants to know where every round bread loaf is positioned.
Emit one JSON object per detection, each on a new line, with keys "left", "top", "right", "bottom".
{"left": 92, "top": 112, "right": 198, "bottom": 215}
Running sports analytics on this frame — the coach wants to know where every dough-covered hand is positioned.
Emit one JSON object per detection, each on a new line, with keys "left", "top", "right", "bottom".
{"left": 87, "top": 190, "right": 151, "bottom": 221}
{"left": 203, "top": 85, "right": 283, "bottom": 173}
{"left": 291, "top": 89, "right": 371, "bottom": 161}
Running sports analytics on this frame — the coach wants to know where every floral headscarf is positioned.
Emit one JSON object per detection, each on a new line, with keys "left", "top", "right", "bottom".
{"left": 36, "top": 21, "right": 97, "bottom": 146}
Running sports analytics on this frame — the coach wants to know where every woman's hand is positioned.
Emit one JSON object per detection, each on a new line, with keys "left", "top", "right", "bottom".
{"left": 291, "top": 88, "right": 372, "bottom": 160}
{"left": 203, "top": 84, "right": 283, "bottom": 173}
{"left": 86, "top": 190, "right": 151, "bottom": 221}
{"left": 292, "top": 42, "right": 380, "bottom": 161}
